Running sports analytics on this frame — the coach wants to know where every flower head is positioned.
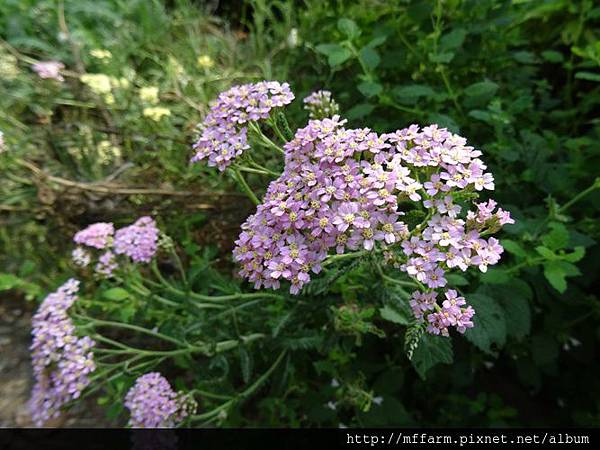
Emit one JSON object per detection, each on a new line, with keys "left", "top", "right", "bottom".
{"left": 113, "top": 216, "right": 159, "bottom": 263}
{"left": 29, "top": 280, "right": 96, "bottom": 425}
{"left": 32, "top": 61, "right": 65, "bottom": 81}
{"left": 191, "top": 81, "right": 294, "bottom": 170}
{"left": 124, "top": 373, "right": 196, "bottom": 428}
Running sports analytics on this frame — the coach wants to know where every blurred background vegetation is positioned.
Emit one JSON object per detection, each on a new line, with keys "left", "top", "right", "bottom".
{"left": 1, "top": 0, "right": 599, "bottom": 426}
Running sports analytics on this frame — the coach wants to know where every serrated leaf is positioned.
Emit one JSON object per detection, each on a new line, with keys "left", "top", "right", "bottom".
{"left": 440, "top": 28, "right": 467, "bottom": 51}
{"left": 562, "top": 246, "right": 585, "bottom": 263}
{"left": 359, "top": 46, "right": 381, "bottom": 70}
{"left": 541, "top": 50, "right": 564, "bottom": 63}
{"left": 316, "top": 43, "right": 353, "bottom": 67}
{"left": 393, "top": 84, "right": 435, "bottom": 102}
{"left": 501, "top": 239, "right": 527, "bottom": 257}
{"left": 535, "top": 246, "right": 557, "bottom": 259}
{"left": 446, "top": 273, "right": 469, "bottom": 286}
{"left": 429, "top": 52, "right": 455, "bottom": 64}
{"left": 337, "top": 18, "right": 361, "bottom": 39}
{"left": 480, "top": 268, "right": 510, "bottom": 284}
{"left": 495, "top": 287, "right": 531, "bottom": 340}
{"left": 346, "top": 103, "right": 375, "bottom": 120}
{"left": 410, "top": 333, "right": 453, "bottom": 380}
{"left": 102, "top": 287, "right": 130, "bottom": 301}
{"left": 464, "top": 80, "right": 498, "bottom": 97}
{"left": 357, "top": 81, "right": 382, "bottom": 98}
{"left": 379, "top": 305, "right": 410, "bottom": 325}
{"left": 575, "top": 71, "right": 600, "bottom": 82}
{"left": 543, "top": 261, "right": 581, "bottom": 293}
{"left": 541, "top": 222, "right": 569, "bottom": 250}
{"left": 464, "top": 294, "right": 507, "bottom": 354}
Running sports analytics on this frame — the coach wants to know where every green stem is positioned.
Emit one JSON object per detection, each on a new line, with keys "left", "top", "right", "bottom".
{"left": 322, "top": 250, "right": 369, "bottom": 267}
{"left": 189, "top": 349, "right": 286, "bottom": 423}
{"left": 232, "top": 167, "right": 260, "bottom": 205}
{"left": 559, "top": 179, "right": 600, "bottom": 213}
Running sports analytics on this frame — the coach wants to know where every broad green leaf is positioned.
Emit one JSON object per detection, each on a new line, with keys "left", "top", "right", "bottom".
{"left": 357, "top": 81, "right": 382, "bottom": 98}
{"left": 464, "top": 294, "right": 507, "bottom": 354}
{"left": 562, "top": 246, "right": 585, "bottom": 263}
{"left": 446, "top": 273, "right": 469, "bottom": 286}
{"left": 337, "top": 18, "right": 361, "bottom": 39}
{"left": 541, "top": 50, "right": 564, "bottom": 63}
{"left": 498, "top": 292, "right": 531, "bottom": 340}
{"left": 428, "top": 113, "right": 459, "bottom": 133}
{"left": 575, "top": 71, "right": 600, "bottom": 82}
{"left": 501, "top": 239, "right": 527, "bottom": 257}
{"left": 379, "top": 305, "right": 410, "bottom": 325}
{"left": 366, "top": 36, "right": 387, "bottom": 48}
{"left": 315, "top": 43, "right": 353, "bottom": 66}
{"left": 543, "top": 261, "right": 581, "bottom": 293}
{"left": 410, "top": 333, "right": 453, "bottom": 380}
{"left": 513, "top": 51, "right": 539, "bottom": 64}
{"left": 359, "top": 46, "right": 381, "bottom": 70}
{"left": 393, "top": 84, "right": 435, "bottom": 102}
{"left": 0, "top": 273, "right": 22, "bottom": 291}
{"left": 535, "top": 246, "right": 557, "bottom": 259}
{"left": 480, "top": 268, "right": 510, "bottom": 284}
{"left": 346, "top": 103, "right": 375, "bottom": 120}
{"left": 429, "top": 52, "right": 455, "bottom": 64}
{"left": 102, "top": 287, "right": 130, "bottom": 301}
{"left": 440, "top": 28, "right": 467, "bottom": 51}
{"left": 464, "top": 80, "right": 499, "bottom": 97}
{"left": 541, "top": 222, "right": 569, "bottom": 250}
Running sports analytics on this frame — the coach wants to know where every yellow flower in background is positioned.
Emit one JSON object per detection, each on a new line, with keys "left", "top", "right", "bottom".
{"left": 90, "top": 49, "right": 112, "bottom": 60}
{"left": 104, "top": 93, "right": 115, "bottom": 105}
{"left": 139, "top": 86, "right": 159, "bottom": 104}
{"left": 97, "top": 140, "right": 122, "bottom": 164}
{"left": 143, "top": 106, "right": 171, "bottom": 121}
{"left": 110, "top": 77, "right": 129, "bottom": 89}
{"left": 80, "top": 73, "right": 112, "bottom": 94}
{"left": 197, "top": 55, "right": 214, "bottom": 69}
{"left": 0, "top": 52, "right": 19, "bottom": 80}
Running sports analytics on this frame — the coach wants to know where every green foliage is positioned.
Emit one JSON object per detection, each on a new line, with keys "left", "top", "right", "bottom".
{"left": 1, "top": 0, "right": 600, "bottom": 429}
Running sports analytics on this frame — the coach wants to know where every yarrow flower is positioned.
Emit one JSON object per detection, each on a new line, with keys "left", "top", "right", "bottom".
{"left": 303, "top": 90, "right": 339, "bottom": 119}
{"left": 31, "top": 60, "right": 65, "bottom": 81}
{"left": 199, "top": 82, "right": 513, "bottom": 337}
{"left": 29, "top": 279, "right": 96, "bottom": 425}
{"left": 124, "top": 372, "right": 196, "bottom": 428}
{"left": 73, "top": 222, "right": 114, "bottom": 249}
{"left": 191, "top": 81, "right": 294, "bottom": 171}
{"left": 72, "top": 217, "right": 159, "bottom": 276}
{"left": 113, "top": 216, "right": 159, "bottom": 263}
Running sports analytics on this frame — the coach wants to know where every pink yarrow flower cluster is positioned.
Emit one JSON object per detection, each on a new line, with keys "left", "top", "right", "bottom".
{"left": 29, "top": 279, "right": 96, "bottom": 425}
{"left": 191, "top": 81, "right": 294, "bottom": 171}
{"left": 72, "top": 216, "right": 159, "bottom": 277}
{"left": 124, "top": 372, "right": 196, "bottom": 428}
{"left": 196, "top": 82, "right": 514, "bottom": 337}
{"left": 31, "top": 60, "right": 65, "bottom": 82}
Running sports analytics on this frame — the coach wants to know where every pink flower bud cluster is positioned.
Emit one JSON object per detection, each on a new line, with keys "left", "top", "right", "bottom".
{"left": 191, "top": 81, "right": 295, "bottom": 171}
{"left": 72, "top": 216, "right": 159, "bottom": 277}
{"left": 303, "top": 90, "right": 339, "bottom": 119}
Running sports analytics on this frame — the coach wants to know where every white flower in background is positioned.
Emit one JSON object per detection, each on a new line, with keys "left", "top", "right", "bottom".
{"left": 287, "top": 28, "right": 300, "bottom": 48}
{"left": 97, "top": 140, "right": 122, "bottom": 164}
{"left": 90, "top": 49, "right": 112, "bottom": 60}
{"left": 197, "top": 55, "right": 214, "bottom": 69}
{"left": 143, "top": 107, "right": 171, "bottom": 121}
{"left": 139, "top": 86, "right": 159, "bottom": 104}
{"left": 0, "top": 131, "right": 6, "bottom": 153}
